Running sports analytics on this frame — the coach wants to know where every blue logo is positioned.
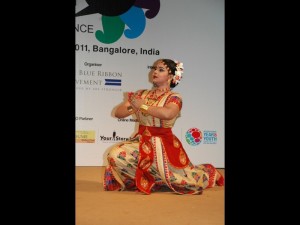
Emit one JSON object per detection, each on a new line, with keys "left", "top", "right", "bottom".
{"left": 203, "top": 131, "right": 217, "bottom": 144}
{"left": 105, "top": 79, "right": 121, "bottom": 86}
{"left": 76, "top": 0, "right": 161, "bottom": 44}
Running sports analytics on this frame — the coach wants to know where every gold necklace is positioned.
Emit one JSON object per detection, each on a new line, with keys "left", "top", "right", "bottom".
{"left": 155, "top": 87, "right": 170, "bottom": 92}
{"left": 146, "top": 89, "right": 170, "bottom": 106}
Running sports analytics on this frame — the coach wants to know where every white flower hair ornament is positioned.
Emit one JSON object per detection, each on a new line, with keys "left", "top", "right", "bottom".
{"left": 172, "top": 60, "right": 184, "bottom": 85}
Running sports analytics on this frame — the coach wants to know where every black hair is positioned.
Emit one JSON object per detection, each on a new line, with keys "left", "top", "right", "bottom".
{"left": 161, "top": 59, "right": 179, "bottom": 88}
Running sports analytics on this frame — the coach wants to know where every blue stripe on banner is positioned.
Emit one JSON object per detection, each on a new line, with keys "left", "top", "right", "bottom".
{"left": 105, "top": 79, "right": 121, "bottom": 86}
{"left": 105, "top": 83, "right": 121, "bottom": 86}
{"left": 105, "top": 79, "right": 121, "bottom": 82}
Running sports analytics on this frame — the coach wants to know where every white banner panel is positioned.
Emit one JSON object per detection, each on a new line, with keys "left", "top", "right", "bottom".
{"left": 75, "top": 0, "right": 224, "bottom": 167}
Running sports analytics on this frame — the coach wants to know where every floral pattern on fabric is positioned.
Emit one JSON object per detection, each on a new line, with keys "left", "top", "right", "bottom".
{"left": 103, "top": 90, "right": 224, "bottom": 194}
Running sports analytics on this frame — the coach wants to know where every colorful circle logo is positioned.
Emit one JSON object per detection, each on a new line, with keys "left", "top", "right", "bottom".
{"left": 185, "top": 128, "right": 202, "bottom": 146}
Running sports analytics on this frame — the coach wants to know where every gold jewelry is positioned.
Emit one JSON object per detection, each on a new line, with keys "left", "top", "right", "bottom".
{"left": 155, "top": 87, "right": 170, "bottom": 92}
{"left": 127, "top": 105, "right": 133, "bottom": 113}
{"left": 140, "top": 104, "right": 149, "bottom": 113}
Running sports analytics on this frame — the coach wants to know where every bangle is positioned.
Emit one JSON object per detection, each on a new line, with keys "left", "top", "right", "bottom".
{"left": 127, "top": 105, "right": 133, "bottom": 113}
{"left": 139, "top": 104, "right": 149, "bottom": 113}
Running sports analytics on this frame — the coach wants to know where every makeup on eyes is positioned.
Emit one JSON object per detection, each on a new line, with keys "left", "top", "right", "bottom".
{"left": 157, "top": 66, "right": 166, "bottom": 72}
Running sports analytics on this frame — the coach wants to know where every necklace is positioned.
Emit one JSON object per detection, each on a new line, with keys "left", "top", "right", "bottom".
{"left": 155, "top": 87, "right": 170, "bottom": 92}
{"left": 146, "top": 88, "right": 170, "bottom": 106}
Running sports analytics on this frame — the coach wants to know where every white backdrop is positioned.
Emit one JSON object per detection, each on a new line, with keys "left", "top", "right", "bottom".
{"left": 75, "top": 0, "right": 224, "bottom": 167}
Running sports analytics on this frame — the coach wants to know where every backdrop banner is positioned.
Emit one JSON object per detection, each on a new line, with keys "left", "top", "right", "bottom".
{"left": 75, "top": 0, "right": 224, "bottom": 167}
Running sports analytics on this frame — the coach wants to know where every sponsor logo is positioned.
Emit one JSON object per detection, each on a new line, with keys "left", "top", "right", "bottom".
{"left": 99, "top": 131, "right": 130, "bottom": 143}
{"left": 76, "top": 130, "right": 95, "bottom": 143}
{"left": 75, "top": 0, "right": 161, "bottom": 44}
{"left": 105, "top": 79, "right": 121, "bottom": 86}
{"left": 185, "top": 128, "right": 218, "bottom": 146}
{"left": 185, "top": 128, "right": 203, "bottom": 146}
{"left": 76, "top": 70, "right": 123, "bottom": 91}
{"left": 203, "top": 130, "right": 217, "bottom": 144}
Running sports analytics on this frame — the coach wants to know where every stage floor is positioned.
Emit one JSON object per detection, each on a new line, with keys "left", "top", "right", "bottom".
{"left": 76, "top": 166, "right": 225, "bottom": 225}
